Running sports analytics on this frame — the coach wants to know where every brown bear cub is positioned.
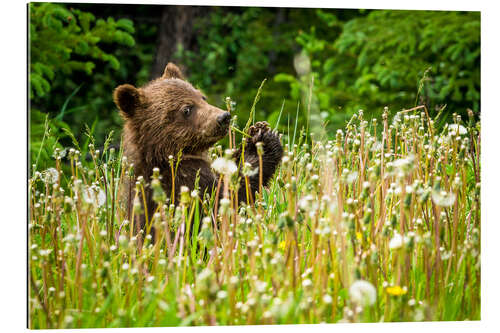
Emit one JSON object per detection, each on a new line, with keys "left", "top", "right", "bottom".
{"left": 114, "top": 62, "right": 283, "bottom": 232}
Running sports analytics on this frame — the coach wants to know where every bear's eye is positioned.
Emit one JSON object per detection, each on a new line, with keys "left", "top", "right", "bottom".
{"left": 182, "top": 106, "right": 193, "bottom": 117}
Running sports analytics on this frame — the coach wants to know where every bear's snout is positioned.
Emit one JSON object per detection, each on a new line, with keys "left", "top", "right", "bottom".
{"left": 216, "top": 112, "right": 231, "bottom": 127}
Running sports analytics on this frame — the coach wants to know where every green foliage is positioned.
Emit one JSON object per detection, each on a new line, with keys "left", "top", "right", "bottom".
{"left": 29, "top": 3, "right": 160, "bottom": 153}
{"left": 29, "top": 2, "right": 135, "bottom": 99}
{"left": 183, "top": 8, "right": 479, "bottom": 134}
{"left": 28, "top": 109, "right": 481, "bottom": 328}
{"left": 274, "top": 9, "right": 480, "bottom": 132}
{"left": 29, "top": 109, "right": 70, "bottom": 173}
{"left": 336, "top": 10, "right": 480, "bottom": 114}
{"left": 181, "top": 8, "right": 326, "bottom": 129}
{"left": 29, "top": 5, "right": 480, "bottom": 157}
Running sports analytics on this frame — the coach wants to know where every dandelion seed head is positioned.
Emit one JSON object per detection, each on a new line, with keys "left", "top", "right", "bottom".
{"left": 211, "top": 157, "right": 237, "bottom": 176}
{"left": 346, "top": 171, "right": 358, "bottom": 184}
{"left": 220, "top": 198, "right": 231, "bottom": 208}
{"left": 118, "top": 235, "right": 128, "bottom": 245}
{"left": 349, "top": 280, "right": 376, "bottom": 306}
{"left": 431, "top": 190, "right": 456, "bottom": 207}
{"left": 448, "top": 124, "right": 467, "bottom": 135}
{"left": 256, "top": 280, "right": 267, "bottom": 293}
{"left": 323, "top": 294, "right": 333, "bottom": 304}
{"left": 389, "top": 233, "right": 409, "bottom": 249}
{"left": 302, "top": 279, "right": 313, "bottom": 288}
{"left": 39, "top": 249, "right": 52, "bottom": 257}
{"left": 83, "top": 186, "right": 106, "bottom": 207}
{"left": 244, "top": 297, "right": 254, "bottom": 308}
{"left": 43, "top": 168, "right": 59, "bottom": 184}
{"left": 216, "top": 290, "right": 228, "bottom": 299}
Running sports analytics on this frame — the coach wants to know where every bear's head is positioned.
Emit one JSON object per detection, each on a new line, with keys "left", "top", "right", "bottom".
{"left": 114, "top": 63, "right": 230, "bottom": 165}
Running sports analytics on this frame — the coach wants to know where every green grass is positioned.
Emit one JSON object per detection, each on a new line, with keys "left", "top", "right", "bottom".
{"left": 28, "top": 106, "right": 480, "bottom": 328}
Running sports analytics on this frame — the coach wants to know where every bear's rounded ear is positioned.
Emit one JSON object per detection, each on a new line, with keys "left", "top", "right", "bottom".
{"left": 113, "top": 84, "right": 144, "bottom": 118}
{"left": 162, "top": 62, "right": 185, "bottom": 80}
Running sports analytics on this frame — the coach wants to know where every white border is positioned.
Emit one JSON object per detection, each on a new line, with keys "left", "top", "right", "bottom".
{"left": 2, "top": 0, "right": 499, "bottom": 332}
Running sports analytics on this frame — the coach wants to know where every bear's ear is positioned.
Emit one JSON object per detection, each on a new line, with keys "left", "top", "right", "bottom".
{"left": 113, "top": 84, "right": 144, "bottom": 118}
{"left": 162, "top": 62, "right": 185, "bottom": 80}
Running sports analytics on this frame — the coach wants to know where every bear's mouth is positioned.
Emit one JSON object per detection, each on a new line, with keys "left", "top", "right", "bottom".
{"left": 212, "top": 122, "right": 230, "bottom": 139}
{"left": 187, "top": 125, "right": 229, "bottom": 153}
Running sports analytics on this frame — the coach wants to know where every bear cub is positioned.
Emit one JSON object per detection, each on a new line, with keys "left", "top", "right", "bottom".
{"left": 114, "top": 62, "right": 283, "bottom": 229}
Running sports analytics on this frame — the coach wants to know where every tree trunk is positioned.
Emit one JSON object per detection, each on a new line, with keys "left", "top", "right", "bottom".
{"left": 150, "top": 5, "right": 205, "bottom": 79}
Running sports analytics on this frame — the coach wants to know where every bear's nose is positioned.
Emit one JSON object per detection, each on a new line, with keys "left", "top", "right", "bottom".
{"left": 217, "top": 112, "right": 231, "bottom": 126}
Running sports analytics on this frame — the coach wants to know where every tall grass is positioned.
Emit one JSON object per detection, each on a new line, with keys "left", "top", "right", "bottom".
{"left": 28, "top": 106, "right": 480, "bottom": 328}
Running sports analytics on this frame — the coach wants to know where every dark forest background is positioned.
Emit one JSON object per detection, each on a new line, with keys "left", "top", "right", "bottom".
{"left": 29, "top": 3, "right": 480, "bottom": 170}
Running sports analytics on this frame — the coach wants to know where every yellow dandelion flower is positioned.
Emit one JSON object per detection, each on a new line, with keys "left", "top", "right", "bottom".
{"left": 386, "top": 285, "right": 407, "bottom": 296}
{"left": 279, "top": 240, "right": 286, "bottom": 251}
{"left": 356, "top": 232, "right": 363, "bottom": 241}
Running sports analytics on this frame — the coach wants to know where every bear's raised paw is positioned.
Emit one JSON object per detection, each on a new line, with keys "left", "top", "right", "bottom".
{"left": 248, "top": 121, "right": 270, "bottom": 137}
{"left": 247, "top": 121, "right": 281, "bottom": 146}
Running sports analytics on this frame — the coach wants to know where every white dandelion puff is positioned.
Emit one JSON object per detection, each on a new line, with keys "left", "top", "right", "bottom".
{"left": 220, "top": 198, "right": 231, "bottom": 208}
{"left": 323, "top": 294, "right": 333, "bottom": 304}
{"left": 448, "top": 124, "right": 467, "bottom": 135}
{"left": 43, "top": 168, "right": 59, "bottom": 184}
{"left": 82, "top": 186, "right": 106, "bottom": 207}
{"left": 242, "top": 162, "right": 259, "bottom": 177}
{"left": 302, "top": 279, "right": 313, "bottom": 288}
{"left": 392, "top": 155, "right": 415, "bottom": 170}
{"left": 211, "top": 157, "right": 237, "bottom": 176}
{"left": 217, "top": 290, "right": 228, "bottom": 299}
{"left": 346, "top": 171, "right": 358, "bottom": 184}
{"left": 389, "top": 233, "right": 409, "bottom": 250}
{"left": 349, "top": 280, "right": 376, "bottom": 306}
{"left": 298, "top": 195, "right": 314, "bottom": 211}
{"left": 431, "top": 190, "right": 456, "bottom": 207}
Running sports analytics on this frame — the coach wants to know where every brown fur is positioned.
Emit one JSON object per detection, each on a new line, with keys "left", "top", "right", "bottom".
{"left": 114, "top": 62, "right": 283, "bottom": 232}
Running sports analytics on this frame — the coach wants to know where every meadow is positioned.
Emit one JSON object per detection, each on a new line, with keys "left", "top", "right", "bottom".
{"left": 28, "top": 106, "right": 480, "bottom": 328}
